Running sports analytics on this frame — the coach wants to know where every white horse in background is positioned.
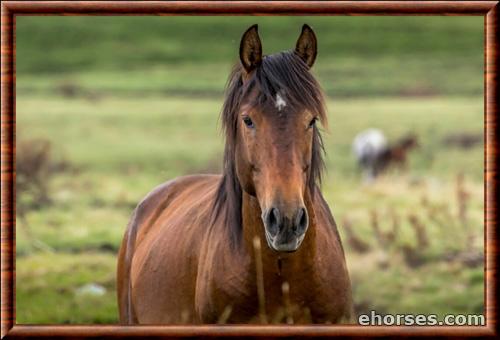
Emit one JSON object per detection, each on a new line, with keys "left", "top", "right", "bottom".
{"left": 352, "top": 128, "right": 388, "bottom": 182}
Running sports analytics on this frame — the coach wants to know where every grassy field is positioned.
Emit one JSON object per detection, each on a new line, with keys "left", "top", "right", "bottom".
{"left": 15, "top": 16, "right": 484, "bottom": 324}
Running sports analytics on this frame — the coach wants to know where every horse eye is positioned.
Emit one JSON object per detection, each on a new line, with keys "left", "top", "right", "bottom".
{"left": 308, "top": 117, "right": 318, "bottom": 128}
{"left": 243, "top": 116, "right": 254, "bottom": 128}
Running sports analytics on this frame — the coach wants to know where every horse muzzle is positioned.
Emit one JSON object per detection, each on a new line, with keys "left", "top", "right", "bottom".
{"left": 261, "top": 206, "right": 309, "bottom": 252}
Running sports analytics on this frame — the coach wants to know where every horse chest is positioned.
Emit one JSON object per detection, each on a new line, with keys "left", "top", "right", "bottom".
{"left": 198, "top": 255, "right": 348, "bottom": 324}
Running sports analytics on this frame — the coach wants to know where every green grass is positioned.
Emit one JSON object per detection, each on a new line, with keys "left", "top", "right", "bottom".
{"left": 17, "top": 16, "right": 483, "bottom": 72}
{"left": 16, "top": 16, "right": 483, "bottom": 98}
{"left": 16, "top": 253, "right": 117, "bottom": 324}
{"left": 15, "top": 16, "right": 484, "bottom": 324}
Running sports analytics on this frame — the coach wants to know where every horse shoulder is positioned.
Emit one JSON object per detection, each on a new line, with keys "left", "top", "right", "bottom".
{"left": 117, "top": 177, "right": 182, "bottom": 323}
{"left": 136, "top": 174, "right": 221, "bottom": 244}
{"left": 117, "top": 174, "right": 220, "bottom": 324}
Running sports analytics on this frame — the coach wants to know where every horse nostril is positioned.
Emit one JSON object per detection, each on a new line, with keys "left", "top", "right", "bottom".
{"left": 265, "top": 207, "right": 281, "bottom": 236}
{"left": 294, "top": 207, "right": 308, "bottom": 233}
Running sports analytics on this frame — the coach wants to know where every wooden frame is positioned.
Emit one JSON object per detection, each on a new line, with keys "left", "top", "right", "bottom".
{"left": 1, "top": 1, "right": 497, "bottom": 338}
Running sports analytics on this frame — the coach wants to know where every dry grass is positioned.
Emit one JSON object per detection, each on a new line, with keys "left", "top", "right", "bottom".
{"left": 343, "top": 172, "right": 482, "bottom": 273}
{"left": 253, "top": 236, "right": 268, "bottom": 324}
{"left": 342, "top": 217, "right": 371, "bottom": 253}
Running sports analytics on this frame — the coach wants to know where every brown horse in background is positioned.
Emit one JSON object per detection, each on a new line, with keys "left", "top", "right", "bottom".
{"left": 117, "top": 24, "right": 353, "bottom": 324}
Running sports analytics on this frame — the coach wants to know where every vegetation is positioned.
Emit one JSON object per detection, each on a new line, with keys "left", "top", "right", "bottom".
{"left": 16, "top": 16, "right": 483, "bottom": 324}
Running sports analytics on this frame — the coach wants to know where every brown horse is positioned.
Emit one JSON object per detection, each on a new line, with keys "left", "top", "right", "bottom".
{"left": 117, "top": 24, "right": 353, "bottom": 324}
{"left": 379, "top": 133, "right": 419, "bottom": 173}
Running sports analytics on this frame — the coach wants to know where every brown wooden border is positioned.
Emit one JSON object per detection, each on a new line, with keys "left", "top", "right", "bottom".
{"left": 1, "top": 1, "right": 498, "bottom": 338}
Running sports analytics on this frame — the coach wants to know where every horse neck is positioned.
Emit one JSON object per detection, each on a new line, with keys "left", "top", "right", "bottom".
{"left": 240, "top": 190, "right": 318, "bottom": 274}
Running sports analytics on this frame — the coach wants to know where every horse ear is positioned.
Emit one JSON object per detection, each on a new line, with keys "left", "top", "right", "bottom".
{"left": 295, "top": 24, "right": 317, "bottom": 68}
{"left": 240, "top": 24, "right": 262, "bottom": 73}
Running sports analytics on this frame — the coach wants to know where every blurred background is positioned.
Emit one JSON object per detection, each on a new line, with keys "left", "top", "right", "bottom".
{"left": 16, "top": 16, "right": 484, "bottom": 324}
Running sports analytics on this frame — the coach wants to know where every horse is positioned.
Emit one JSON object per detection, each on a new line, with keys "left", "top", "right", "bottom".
{"left": 380, "top": 133, "right": 419, "bottom": 171}
{"left": 352, "top": 128, "right": 388, "bottom": 182}
{"left": 353, "top": 129, "right": 418, "bottom": 181}
{"left": 117, "top": 24, "right": 353, "bottom": 324}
